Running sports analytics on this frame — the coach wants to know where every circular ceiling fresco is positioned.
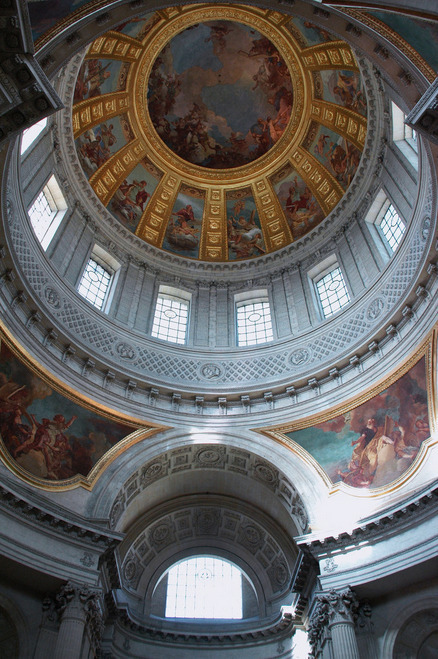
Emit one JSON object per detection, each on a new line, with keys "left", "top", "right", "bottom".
{"left": 147, "top": 20, "right": 294, "bottom": 169}
{"left": 72, "top": 4, "right": 368, "bottom": 262}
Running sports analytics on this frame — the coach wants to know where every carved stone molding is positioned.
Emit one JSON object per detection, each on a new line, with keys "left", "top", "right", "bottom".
{"left": 120, "top": 500, "right": 295, "bottom": 598}
{"left": 0, "top": 0, "right": 63, "bottom": 146}
{"left": 108, "top": 444, "right": 308, "bottom": 534}
{"left": 406, "top": 77, "right": 438, "bottom": 145}
{"left": 0, "top": 482, "right": 121, "bottom": 549}
{"left": 115, "top": 609, "right": 295, "bottom": 647}
{"left": 301, "top": 485, "right": 438, "bottom": 555}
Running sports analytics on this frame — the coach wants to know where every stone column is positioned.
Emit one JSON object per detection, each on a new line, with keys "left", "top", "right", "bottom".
{"left": 53, "top": 582, "right": 103, "bottom": 659}
{"left": 33, "top": 597, "right": 59, "bottom": 659}
{"left": 308, "top": 588, "right": 360, "bottom": 659}
{"left": 356, "top": 601, "right": 378, "bottom": 659}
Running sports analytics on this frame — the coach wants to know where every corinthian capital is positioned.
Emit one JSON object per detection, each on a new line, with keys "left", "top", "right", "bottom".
{"left": 307, "top": 588, "right": 359, "bottom": 653}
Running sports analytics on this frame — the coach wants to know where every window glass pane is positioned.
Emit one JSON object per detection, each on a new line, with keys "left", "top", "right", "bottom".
{"left": 28, "top": 177, "right": 67, "bottom": 250}
{"left": 28, "top": 190, "right": 56, "bottom": 246}
{"left": 237, "top": 300, "right": 273, "bottom": 346}
{"left": 316, "top": 267, "right": 350, "bottom": 318}
{"left": 151, "top": 295, "right": 189, "bottom": 344}
{"left": 78, "top": 257, "right": 112, "bottom": 310}
{"left": 165, "top": 556, "right": 242, "bottom": 619}
{"left": 20, "top": 117, "right": 47, "bottom": 155}
{"left": 379, "top": 204, "right": 405, "bottom": 252}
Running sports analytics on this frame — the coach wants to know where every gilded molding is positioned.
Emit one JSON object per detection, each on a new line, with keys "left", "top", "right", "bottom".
{"left": 72, "top": 92, "right": 130, "bottom": 138}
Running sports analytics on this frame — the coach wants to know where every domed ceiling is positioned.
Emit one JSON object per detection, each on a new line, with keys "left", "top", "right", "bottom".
{"left": 72, "top": 4, "right": 367, "bottom": 262}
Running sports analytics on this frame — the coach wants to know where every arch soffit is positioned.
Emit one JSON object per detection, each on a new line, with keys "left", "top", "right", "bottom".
{"left": 103, "top": 442, "right": 309, "bottom": 536}
{"left": 382, "top": 596, "right": 438, "bottom": 657}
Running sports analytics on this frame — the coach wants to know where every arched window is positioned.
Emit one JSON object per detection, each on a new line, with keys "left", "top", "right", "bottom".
{"left": 391, "top": 101, "right": 418, "bottom": 169}
{"left": 364, "top": 189, "right": 406, "bottom": 258}
{"left": 308, "top": 255, "right": 350, "bottom": 319}
{"left": 162, "top": 556, "right": 247, "bottom": 619}
{"left": 27, "top": 175, "right": 67, "bottom": 250}
{"left": 77, "top": 244, "right": 120, "bottom": 312}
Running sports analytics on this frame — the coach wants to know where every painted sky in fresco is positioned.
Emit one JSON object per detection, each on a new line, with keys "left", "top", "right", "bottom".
{"left": 286, "top": 358, "right": 430, "bottom": 490}
{"left": 148, "top": 20, "right": 293, "bottom": 168}
{"left": 288, "top": 16, "right": 334, "bottom": 46}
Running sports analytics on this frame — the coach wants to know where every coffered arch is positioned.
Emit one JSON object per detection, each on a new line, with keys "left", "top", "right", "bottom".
{"left": 116, "top": 494, "right": 299, "bottom": 624}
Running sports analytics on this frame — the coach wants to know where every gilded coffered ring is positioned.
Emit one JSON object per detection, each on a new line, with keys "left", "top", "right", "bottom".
{"left": 73, "top": 3, "right": 367, "bottom": 262}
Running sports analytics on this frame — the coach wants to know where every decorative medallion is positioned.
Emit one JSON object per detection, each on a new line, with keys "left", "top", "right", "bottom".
{"left": 289, "top": 346, "right": 312, "bottom": 366}
{"left": 366, "top": 297, "right": 385, "bottom": 321}
{"left": 123, "top": 558, "right": 137, "bottom": 581}
{"left": 200, "top": 362, "right": 224, "bottom": 380}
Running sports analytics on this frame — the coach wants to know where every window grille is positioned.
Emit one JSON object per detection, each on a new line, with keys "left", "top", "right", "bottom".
{"left": 379, "top": 204, "right": 405, "bottom": 252}
{"left": 151, "top": 293, "right": 189, "bottom": 344}
{"left": 236, "top": 300, "right": 273, "bottom": 346}
{"left": 165, "top": 556, "right": 243, "bottom": 619}
{"left": 28, "top": 176, "right": 66, "bottom": 250}
{"left": 316, "top": 267, "right": 350, "bottom": 318}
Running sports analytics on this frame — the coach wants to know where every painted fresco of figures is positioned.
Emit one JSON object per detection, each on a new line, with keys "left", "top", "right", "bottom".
{"left": 226, "top": 196, "right": 266, "bottom": 260}
{"left": 147, "top": 21, "right": 294, "bottom": 169}
{"left": 288, "top": 17, "right": 334, "bottom": 46}
{"left": 320, "top": 69, "right": 367, "bottom": 117}
{"left": 163, "top": 194, "right": 204, "bottom": 258}
{"left": 0, "top": 342, "right": 135, "bottom": 481}
{"left": 309, "top": 125, "right": 362, "bottom": 189}
{"left": 108, "top": 163, "right": 159, "bottom": 233}
{"left": 74, "top": 59, "right": 125, "bottom": 103}
{"left": 286, "top": 357, "right": 431, "bottom": 489}
{"left": 275, "top": 171, "right": 324, "bottom": 238}
{"left": 75, "top": 120, "right": 125, "bottom": 177}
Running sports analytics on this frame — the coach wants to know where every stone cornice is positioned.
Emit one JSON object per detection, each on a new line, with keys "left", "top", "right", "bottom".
{"left": 0, "top": 480, "right": 122, "bottom": 549}
{"left": 0, "top": 0, "right": 63, "bottom": 147}
{"left": 298, "top": 484, "right": 438, "bottom": 554}
{"left": 115, "top": 609, "right": 296, "bottom": 647}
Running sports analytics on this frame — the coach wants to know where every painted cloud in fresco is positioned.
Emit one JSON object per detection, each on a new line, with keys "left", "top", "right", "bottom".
{"left": 274, "top": 171, "right": 324, "bottom": 239}
{"left": 226, "top": 194, "right": 266, "bottom": 260}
